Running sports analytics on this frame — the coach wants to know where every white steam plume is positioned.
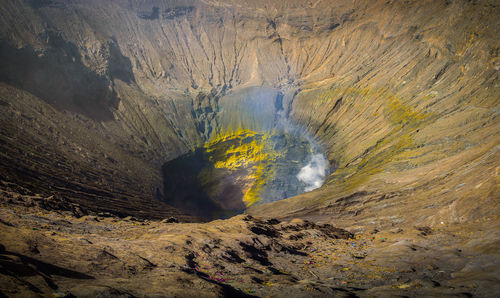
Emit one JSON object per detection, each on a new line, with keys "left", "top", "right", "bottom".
{"left": 297, "top": 154, "right": 328, "bottom": 192}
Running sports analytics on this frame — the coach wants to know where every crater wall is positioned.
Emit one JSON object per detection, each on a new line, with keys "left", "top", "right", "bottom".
{"left": 0, "top": 0, "right": 497, "bottom": 225}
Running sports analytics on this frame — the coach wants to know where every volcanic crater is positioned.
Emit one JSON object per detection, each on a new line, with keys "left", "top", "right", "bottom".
{"left": 0, "top": 0, "right": 498, "bottom": 297}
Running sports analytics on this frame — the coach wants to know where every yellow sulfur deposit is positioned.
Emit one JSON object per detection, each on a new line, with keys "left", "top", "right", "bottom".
{"left": 203, "top": 129, "right": 280, "bottom": 206}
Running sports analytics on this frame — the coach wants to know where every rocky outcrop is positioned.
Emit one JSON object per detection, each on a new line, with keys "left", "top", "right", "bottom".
{"left": 2, "top": 199, "right": 497, "bottom": 297}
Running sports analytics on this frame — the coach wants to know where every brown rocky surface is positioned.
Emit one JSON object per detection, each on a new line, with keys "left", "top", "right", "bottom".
{"left": 1, "top": 190, "right": 498, "bottom": 297}
{"left": 0, "top": 0, "right": 499, "bottom": 296}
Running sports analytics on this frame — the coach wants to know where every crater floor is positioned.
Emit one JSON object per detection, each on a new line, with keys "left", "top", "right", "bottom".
{"left": 162, "top": 129, "right": 328, "bottom": 219}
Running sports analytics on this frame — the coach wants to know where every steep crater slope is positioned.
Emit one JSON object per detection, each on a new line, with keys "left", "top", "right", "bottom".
{"left": 0, "top": 0, "right": 498, "bottom": 232}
